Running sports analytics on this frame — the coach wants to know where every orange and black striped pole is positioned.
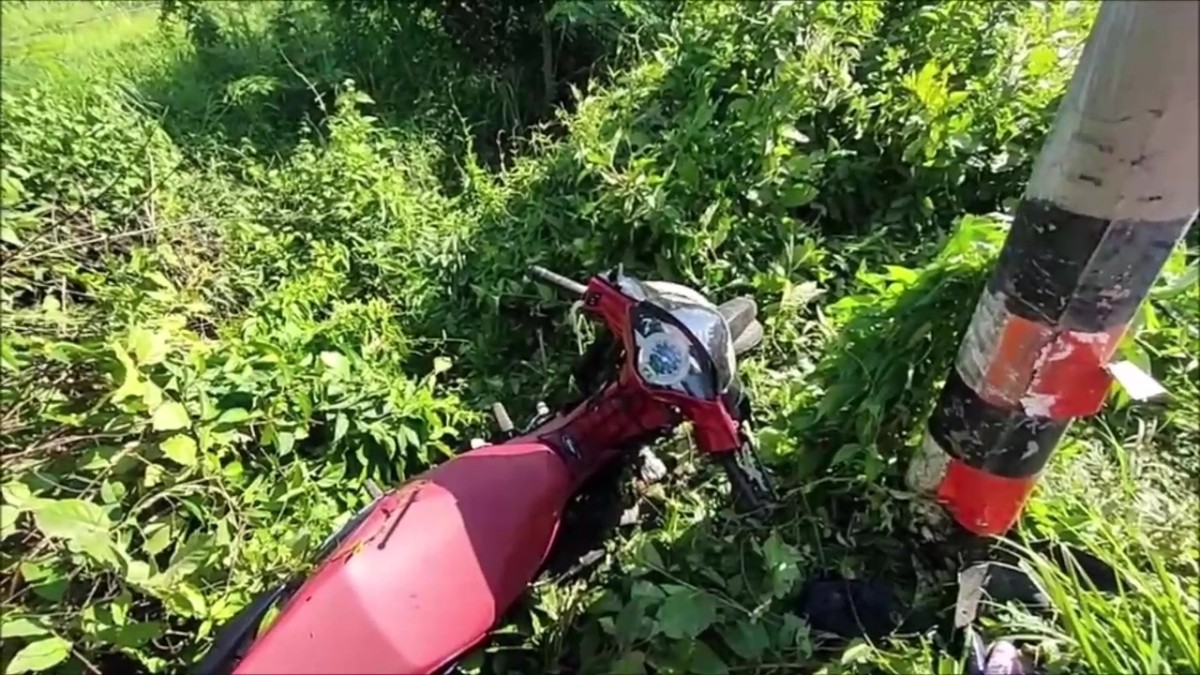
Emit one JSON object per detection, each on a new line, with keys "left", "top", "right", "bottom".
{"left": 908, "top": 1, "right": 1199, "bottom": 537}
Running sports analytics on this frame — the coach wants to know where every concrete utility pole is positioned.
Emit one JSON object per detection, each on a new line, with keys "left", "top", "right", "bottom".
{"left": 907, "top": 1, "right": 1199, "bottom": 537}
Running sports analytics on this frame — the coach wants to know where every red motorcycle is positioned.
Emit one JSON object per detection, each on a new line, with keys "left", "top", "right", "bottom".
{"left": 198, "top": 266, "right": 773, "bottom": 674}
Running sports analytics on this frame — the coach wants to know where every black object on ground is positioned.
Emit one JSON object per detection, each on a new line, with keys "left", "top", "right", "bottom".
{"left": 798, "top": 577, "right": 902, "bottom": 640}
{"left": 981, "top": 539, "right": 1122, "bottom": 609}
{"left": 804, "top": 537, "right": 1125, "bottom": 673}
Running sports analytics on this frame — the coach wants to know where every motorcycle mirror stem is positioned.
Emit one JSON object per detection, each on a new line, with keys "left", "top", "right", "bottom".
{"left": 528, "top": 265, "right": 587, "bottom": 295}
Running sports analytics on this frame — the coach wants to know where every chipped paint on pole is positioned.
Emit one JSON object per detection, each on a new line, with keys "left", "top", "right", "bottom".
{"left": 908, "top": 0, "right": 1199, "bottom": 536}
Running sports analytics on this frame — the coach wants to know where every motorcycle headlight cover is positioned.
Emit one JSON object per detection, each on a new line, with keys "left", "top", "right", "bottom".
{"left": 630, "top": 301, "right": 728, "bottom": 401}
{"left": 636, "top": 325, "right": 692, "bottom": 387}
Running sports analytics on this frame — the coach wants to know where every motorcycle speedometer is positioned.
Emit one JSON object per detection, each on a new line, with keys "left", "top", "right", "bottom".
{"left": 636, "top": 328, "right": 691, "bottom": 387}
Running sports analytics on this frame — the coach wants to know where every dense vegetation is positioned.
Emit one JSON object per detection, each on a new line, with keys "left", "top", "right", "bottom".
{"left": 1, "top": 1, "right": 1196, "bottom": 673}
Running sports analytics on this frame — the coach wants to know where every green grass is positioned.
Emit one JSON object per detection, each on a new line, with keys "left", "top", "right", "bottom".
{"left": 998, "top": 440, "right": 1200, "bottom": 673}
{"left": 1, "top": 1, "right": 165, "bottom": 91}
{"left": 1, "top": 1, "right": 1196, "bottom": 673}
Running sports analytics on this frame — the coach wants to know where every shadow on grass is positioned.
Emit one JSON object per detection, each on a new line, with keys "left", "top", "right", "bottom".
{"left": 134, "top": 2, "right": 634, "bottom": 169}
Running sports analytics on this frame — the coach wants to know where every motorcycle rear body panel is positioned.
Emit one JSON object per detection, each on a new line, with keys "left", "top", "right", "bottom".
{"left": 234, "top": 442, "right": 572, "bottom": 674}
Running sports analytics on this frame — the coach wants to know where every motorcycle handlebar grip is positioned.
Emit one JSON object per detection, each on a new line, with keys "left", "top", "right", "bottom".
{"left": 492, "top": 402, "right": 514, "bottom": 433}
{"left": 529, "top": 265, "right": 587, "bottom": 296}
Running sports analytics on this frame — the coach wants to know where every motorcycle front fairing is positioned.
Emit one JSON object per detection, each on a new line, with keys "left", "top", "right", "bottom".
{"left": 611, "top": 275, "right": 742, "bottom": 456}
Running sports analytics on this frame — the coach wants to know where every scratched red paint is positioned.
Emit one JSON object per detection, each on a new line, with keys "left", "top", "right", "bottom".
{"left": 1024, "top": 325, "right": 1126, "bottom": 418}
{"left": 979, "top": 313, "right": 1056, "bottom": 407}
{"left": 955, "top": 290, "right": 1059, "bottom": 408}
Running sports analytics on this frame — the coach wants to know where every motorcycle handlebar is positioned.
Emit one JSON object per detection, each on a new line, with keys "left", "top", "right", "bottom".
{"left": 529, "top": 266, "right": 588, "bottom": 296}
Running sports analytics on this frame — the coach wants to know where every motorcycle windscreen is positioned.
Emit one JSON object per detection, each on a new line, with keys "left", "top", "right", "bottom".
{"left": 630, "top": 300, "right": 734, "bottom": 400}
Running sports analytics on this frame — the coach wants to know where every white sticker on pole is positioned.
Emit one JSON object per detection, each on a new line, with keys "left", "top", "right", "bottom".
{"left": 1106, "top": 360, "right": 1168, "bottom": 401}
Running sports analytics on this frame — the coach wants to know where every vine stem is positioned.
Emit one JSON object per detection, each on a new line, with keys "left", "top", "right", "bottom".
{"left": 643, "top": 560, "right": 754, "bottom": 617}
{"left": 72, "top": 646, "right": 102, "bottom": 675}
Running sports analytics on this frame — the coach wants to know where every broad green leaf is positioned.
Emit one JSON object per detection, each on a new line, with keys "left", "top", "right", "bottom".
{"left": 0, "top": 223, "right": 22, "bottom": 246}
{"left": 163, "top": 583, "right": 207, "bottom": 618}
{"left": 31, "top": 498, "right": 110, "bottom": 541}
{"left": 334, "top": 413, "right": 349, "bottom": 443}
{"left": 817, "top": 383, "right": 858, "bottom": 419}
{"left": 591, "top": 590, "right": 623, "bottom": 616}
{"left": 2, "top": 617, "right": 49, "bottom": 638}
{"left": 761, "top": 531, "right": 801, "bottom": 599}
{"left": 129, "top": 327, "right": 169, "bottom": 366}
{"left": 320, "top": 351, "right": 349, "bottom": 376}
{"left": 152, "top": 402, "right": 191, "bottom": 431}
{"left": 7, "top": 636, "right": 72, "bottom": 673}
{"left": 160, "top": 435, "right": 197, "bottom": 466}
{"left": 146, "top": 271, "right": 176, "bottom": 291}
{"left": 215, "top": 408, "right": 251, "bottom": 426}
{"left": 399, "top": 425, "right": 420, "bottom": 452}
{"left": 722, "top": 620, "right": 770, "bottom": 660}
{"left": 688, "top": 641, "right": 728, "bottom": 675}
{"left": 777, "top": 613, "right": 812, "bottom": 655}
{"left": 631, "top": 538, "right": 664, "bottom": 571}
{"left": 884, "top": 265, "right": 919, "bottom": 284}
{"left": 99, "top": 621, "right": 164, "bottom": 649}
{"left": 110, "top": 592, "right": 131, "bottom": 625}
{"left": 166, "top": 532, "right": 213, "bottom": 581}
{"left": 657, "top": 588, "right": 719, "bottom": 640}
{"left": 99, "top": 481, "right": 125, "bottom": 505}
{"left": 677, "top": 156, "right": 699, "bottom": 187}
{"left": 143, "top": 464, "right": 164, "bottom": 488}
{"left": 779, "top": 184, "right": 818, "bottom": 208}
{"left": 22, "top": 560, "right": 69, "bottom": 602}
{"left": 125, "top": 560, "right": 153, "bottom": 585}
{"left": 630, "top": 580, "right": 665, "bottom": 604}
{"left": 1, "top": 507, "right": 19, "bottom": 539}
{"left": 111, "top": 343, "right": 144, "bottom": 402}
{"left": 141, "top": 381, "right": 164, "bottom": 410}
{"left": 2, "top": 480, "right": 34, "bottom": 509}
{"left": 143, "top": 524, "right": 173, "bottom": 555}
{"left": 829, "top": 442, "right": 861, "bottom": 468}
{"left": 76, "top": 535, "right": 122, "bottom": 568}
{"left": 0, "top": 339, "right": 20, "bottom": 371}
{"left": 290, "top": 531, "right": 311, "bottom": 558}
{"left": 614, "top": 598, "right": 645, "bottom": 648}
{"left": 276, "top": 430, "right": 296, "bottom": 455}
{"left": 841, "top": 639, "right": 874, "bottom": 664}
{"left": 611, "top": 651, "right": 646, "bottom": 674}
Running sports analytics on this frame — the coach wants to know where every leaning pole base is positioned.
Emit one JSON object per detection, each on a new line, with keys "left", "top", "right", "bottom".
{"left": 908, "top": 0, "right": 1199, "bottom": 537}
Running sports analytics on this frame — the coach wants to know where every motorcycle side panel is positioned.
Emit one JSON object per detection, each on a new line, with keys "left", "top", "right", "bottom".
{"left": 234, "top": 442, "right": 572, "bottom": 675}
